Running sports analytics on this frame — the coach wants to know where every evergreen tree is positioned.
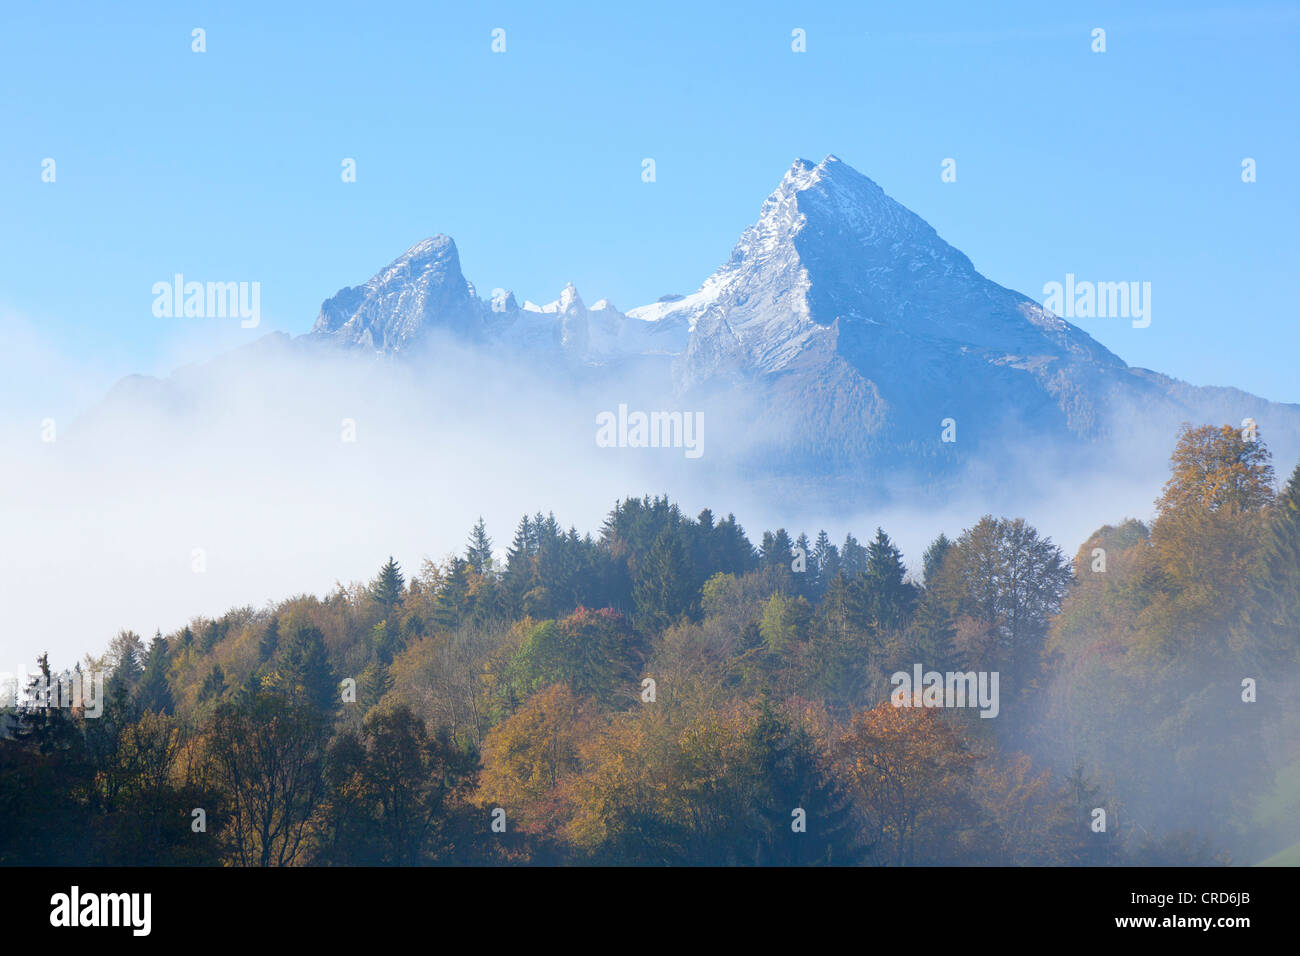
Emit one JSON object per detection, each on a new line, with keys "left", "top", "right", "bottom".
{"left": 232, "top": 667, "right": 264, "bottom": 706}
{"left": 633, "top": 528, "right": 696, "bottom": 633}
{"left": 466, "top": 517, "right": 495, "bottom": 574}
{"left": 434, "top": 558, "right": 474, "bottom": 631}
{"left": 841, "top": 533, "right": 868, "bottom": 577}
{"left": 276, "top": 624, "right": 338, "bottom": 718}
{"left": 358, "top": 659, "right": 394, "bottom": 712}
{"left": 697, "top": 507, "right": 715, "bottom": 535}
{"left": 399, "top": 609, "right": 428, "bottom": 644}
{"left": 792, "top": 532, "right": 814, "bottom": 597}
{"left": 1235, "top": 463, "right": 1300, "bottom": 668}
{"left": 506, "top": 515, "right": 534, "bottom": 569}
{"left": 13, "top": 654, "right": 83, "bottom": 757}
{"left": 135, "top": 632, "right": 174, "bottom": 715}
{"left": 198, "top": 664, "right": 226, "bottom": 703}
{"left": 258, "top": 616, "right": 281, "bottom": 663}
{"left": 504, "top": 515, "right": 536, "bottom": 610}
{"left": 370, "top": 557, "right": 406, "bottom": 621}
{"left": 367, "top": 619, "right": 404, "bottom": 665}
{"left": 907, "top": 587, "right": 960, "bottom": 673}
{"left": 921, "top": 533, "right": 953, "bottom": 588}
{"left": 197, "top": 621, "right": 222, "bottom": 654}
{"left": 107, "top": 630, "right": 145, "bottom": 694}
{"left": 746, "top": 701, "right": 865, "bottom": 865}
{"left": 862, "top": 528, "right": 917, "bottom": 631}
{"left": 812, "top": 530, "right": 840, "bottom": 595}
{"left": 713, "top": 513, "right": 759, "bottom": 576}
{"left": 760, "top": 529, "right": 795, "bottom": 573}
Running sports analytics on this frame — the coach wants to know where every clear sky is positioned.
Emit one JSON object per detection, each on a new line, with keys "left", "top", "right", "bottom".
{"left": 3, "top": 0, "right": 1298, "bottom": 412}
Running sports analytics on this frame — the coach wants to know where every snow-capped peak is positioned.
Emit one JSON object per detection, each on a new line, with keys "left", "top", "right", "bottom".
{"left": 523, "top": 283, "right": 586, "bottom": 315}
{"left": 310, "top": 155, "right": 1114, "bottom": 383}
{"left": 558, "top": 282, "right": 582, "bottom": 312}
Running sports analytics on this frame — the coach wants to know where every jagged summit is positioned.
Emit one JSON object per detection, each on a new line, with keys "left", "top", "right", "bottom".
{"left": 523, "top": 281, "right": 584, "bottom": 314}
{"left": 766, "top": 154, "right": 923, "bottom": 247}
{"left": 310, "top": 226, "right": 691, "bottom": 359}
{"left": 403, "top": 234, "right": 457, "bottom": 259}
{"left": 298, "top": 154, "right": 1299, "bottom": 477}
{"left": 308, "top": 155, "right": 1021, "bottom": 364}
{"left": 630, "top": 153, "right": 1127, "bottom": 403}
{"left": 311, "top": 235, "right": 479, "bottom": 352}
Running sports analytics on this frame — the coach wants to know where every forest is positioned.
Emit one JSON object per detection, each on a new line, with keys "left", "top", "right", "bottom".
{"left": 3, "top": 422, "right": 1298, "bottom": 866}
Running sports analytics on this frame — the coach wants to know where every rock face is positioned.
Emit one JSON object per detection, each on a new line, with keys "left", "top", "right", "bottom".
{"left": 304, "top": 154, "right": 1300, "bottom": 482}
{"left": 309, "top": 237, "right": 687, "bottom": 364}
{"left": 312, "top": 236, "right": 483, "bottom": 352}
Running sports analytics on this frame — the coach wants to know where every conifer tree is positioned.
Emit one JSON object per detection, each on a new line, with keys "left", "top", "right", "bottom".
{"left": 434, "top": 558, "right": 474, "bottom": 631}
{"left": 792, "top": 532, "right": 813, "bottom": 596}
{"left": 504, "top": 515, "right": 536, "bottom": 609}
{"left": 812, "top": 530, "right": 840, "bottom": 595}
{"left": 862, "top": 528, "right": 916, "bottom": 631}
{"left": 198, "top": 664, "right": 226, "bottom": 703}
{"left": 370, "top": 557, "right": 406, "bottom": 621}
{"left": 14, "top": 654, "right": 83, "bottom": 757}
{"left": 633, "top": 528, "right": 696, "bottom": 633}
{"left": 135, "top": 631, "right": 174, "bottom": 715}
{"left": 107, "top": 630, "right": 145, "bottom": 693}
{"left": 760, "top": 529, "right": 795, "bottom": 573}
{"left": 921, "top": 533, "right": 953, "bottom": 588}
{"left": 746, "top": 700, "right": 865, "bottom": 865}
{"left": 277, "top": 624, "right": 338, "bottom": 718}
{"left": 358, "top": 659, "right": 394, "bottom": 712}
{"left": 466, "top": 517, "right": 495, "bottom": 574}
{"left": 841, "top": 533, "right": 868, "bottom": 577}
{"left": 1235, "top": 464, "right": 1300, "bottom": 668}
{"left": 258, "top": 616, "right": 281, "bottom": 663}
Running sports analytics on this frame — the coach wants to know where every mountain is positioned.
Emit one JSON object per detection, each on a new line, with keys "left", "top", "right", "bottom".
{"left": 310, "top": 236, "right": 687, "bottom": 363}
{"left": 304, "top": 154, "right": 1300, "bottom": 487}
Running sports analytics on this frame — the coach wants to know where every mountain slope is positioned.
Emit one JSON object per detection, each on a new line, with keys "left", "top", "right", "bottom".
{"left": 623, "top": 155, "right": 1297, "bottom": 478}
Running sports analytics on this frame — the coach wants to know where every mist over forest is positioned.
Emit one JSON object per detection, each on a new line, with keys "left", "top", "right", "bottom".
{"left": 4, "top": 381, "right": 1297, "bottom": 864}
{"left": 0, "top": 330, "right": 1222, "bottom": 668}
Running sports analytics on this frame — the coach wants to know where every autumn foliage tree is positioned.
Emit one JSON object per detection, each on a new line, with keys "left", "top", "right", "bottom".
{"left": 477, "top": 683, "right": 595, "bottom": 836}
{"left": 205, "top": 693, "right": 327, "bottom": 867}
{"left": 1147, "top": 423, "right": 1276, "bottom": 662}
{"left": 836, "top": 701, "right": 979, "bottom": 866}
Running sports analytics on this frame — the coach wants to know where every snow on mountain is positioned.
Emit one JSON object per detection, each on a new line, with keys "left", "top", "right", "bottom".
{"left": 312, "top": 239, "right": 686, "bottom": 363}
{"left": 311, "top": 235, "right": 482, "bottom": 352}
{"left": 302, "top": 154, "right": 1300, "bottom": 479}
{"left": 631, "top": 155, "right": 1299, "bottom": 472}
{"left": 657, "top": 154, "right": 1126, "bottom": 389}
{"left": 309, "top": 155, "right": 1124, "bottom": 384}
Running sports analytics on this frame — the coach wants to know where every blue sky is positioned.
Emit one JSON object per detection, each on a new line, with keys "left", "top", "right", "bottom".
{"left": 3, "top": 0, "right": 1298, "bottom": 409}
